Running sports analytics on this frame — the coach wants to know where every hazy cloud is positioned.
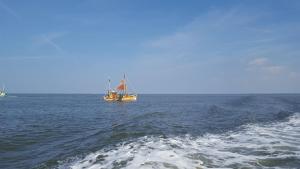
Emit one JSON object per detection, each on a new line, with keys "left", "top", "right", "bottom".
{"left": 248, "top": 57, "right": 292, "bottom": 76}
{"left": 249, "top": 57, "right": 268, "bottom": 66}
{"left": 134, "top": 6, "right": 300, "bottom": 93}
{"left": 0, "top": 56, "right": 43, "bottom": 61}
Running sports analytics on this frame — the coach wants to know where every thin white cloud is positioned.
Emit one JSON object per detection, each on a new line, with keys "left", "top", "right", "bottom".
{"left": 144, "top": 7, "right": 265, "bottom": 61}
{"left": 248, "top": 57, "right": 268, "bottom": 66}
{"left": 149, "top": 32, "right": 191, "bottom": 49}
{"left": 33, "top": 32, "right": 67, "bottom": 53}
{"left": 0, "top": 0, "right": 19, "bottom": 19}
{"left": 41, "top": 35, "right": 63, "bottom": 52}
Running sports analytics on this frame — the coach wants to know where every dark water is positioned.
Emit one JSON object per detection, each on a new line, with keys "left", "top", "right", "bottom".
{"left": 0, "top": 94, "right": 300, "bottom": 169}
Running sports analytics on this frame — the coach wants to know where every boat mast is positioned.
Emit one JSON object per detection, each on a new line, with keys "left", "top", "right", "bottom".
{"left": 124, "top": 73, "right": 126, "bottom": 95}
{"left": 108, "top": 79, "right": 111, "bottom": 92}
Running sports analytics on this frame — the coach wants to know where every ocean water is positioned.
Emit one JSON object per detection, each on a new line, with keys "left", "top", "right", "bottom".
{"left": 0, "top": 94, "right": 300, "bottom": 169}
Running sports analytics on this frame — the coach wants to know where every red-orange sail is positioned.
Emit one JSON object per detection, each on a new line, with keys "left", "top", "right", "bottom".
{"left": 117, "top": 80, "right": 127, "bottom": 90}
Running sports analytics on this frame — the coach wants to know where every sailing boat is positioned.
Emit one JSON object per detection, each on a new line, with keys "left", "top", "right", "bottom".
{"left": 0, "top": 85, "right": 6, "bottom": 97}
{"left": 103, "top": 74, "right": 137, "bottom": 102}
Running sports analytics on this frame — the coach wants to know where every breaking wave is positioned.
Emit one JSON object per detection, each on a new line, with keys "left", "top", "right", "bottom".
{"left": 58, "top": 113, "right": 300, "bottom": 169}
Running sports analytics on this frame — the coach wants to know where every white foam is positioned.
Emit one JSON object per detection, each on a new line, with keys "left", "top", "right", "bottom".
{"left": 59, "top": 113, "right": 300, "bottom": 169}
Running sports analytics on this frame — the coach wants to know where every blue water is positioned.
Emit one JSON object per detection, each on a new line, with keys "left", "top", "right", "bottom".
{"left": 0, "top": 94, "right": 300, "bottom": 169}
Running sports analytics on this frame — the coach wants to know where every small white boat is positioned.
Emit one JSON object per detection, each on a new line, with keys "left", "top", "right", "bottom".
{"left": 0, "top": 85, "right": 6, "bottom": 97}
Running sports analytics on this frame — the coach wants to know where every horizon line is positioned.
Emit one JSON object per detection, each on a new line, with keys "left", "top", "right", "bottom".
{"left": 5, "top": 92, "right": 300, "bottom": 95}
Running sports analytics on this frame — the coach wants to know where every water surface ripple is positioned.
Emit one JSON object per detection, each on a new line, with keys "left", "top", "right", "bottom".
{"left": 0, "top": 94, "right": 299, "bottom": 169}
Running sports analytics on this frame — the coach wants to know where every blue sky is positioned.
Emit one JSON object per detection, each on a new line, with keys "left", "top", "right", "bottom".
{"left": 0, "top": 0, "right": 300, "bottom": 93}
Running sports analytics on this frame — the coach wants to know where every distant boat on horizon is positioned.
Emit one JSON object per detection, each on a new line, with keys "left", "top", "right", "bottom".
{"left": 103, "top": 74, "right": 137, "bottom": 102}
{"left": 0, "top": 85, "right": 6, "bottom": 97}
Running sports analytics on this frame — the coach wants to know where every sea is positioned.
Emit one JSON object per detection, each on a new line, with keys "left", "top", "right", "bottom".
{"left": 0, "top": 94, "right": 300, "bottom": 169}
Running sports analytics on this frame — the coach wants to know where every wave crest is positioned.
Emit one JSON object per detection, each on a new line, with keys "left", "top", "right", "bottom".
{"left": 58, "top": 113, "right": 300, "bottom": 169}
